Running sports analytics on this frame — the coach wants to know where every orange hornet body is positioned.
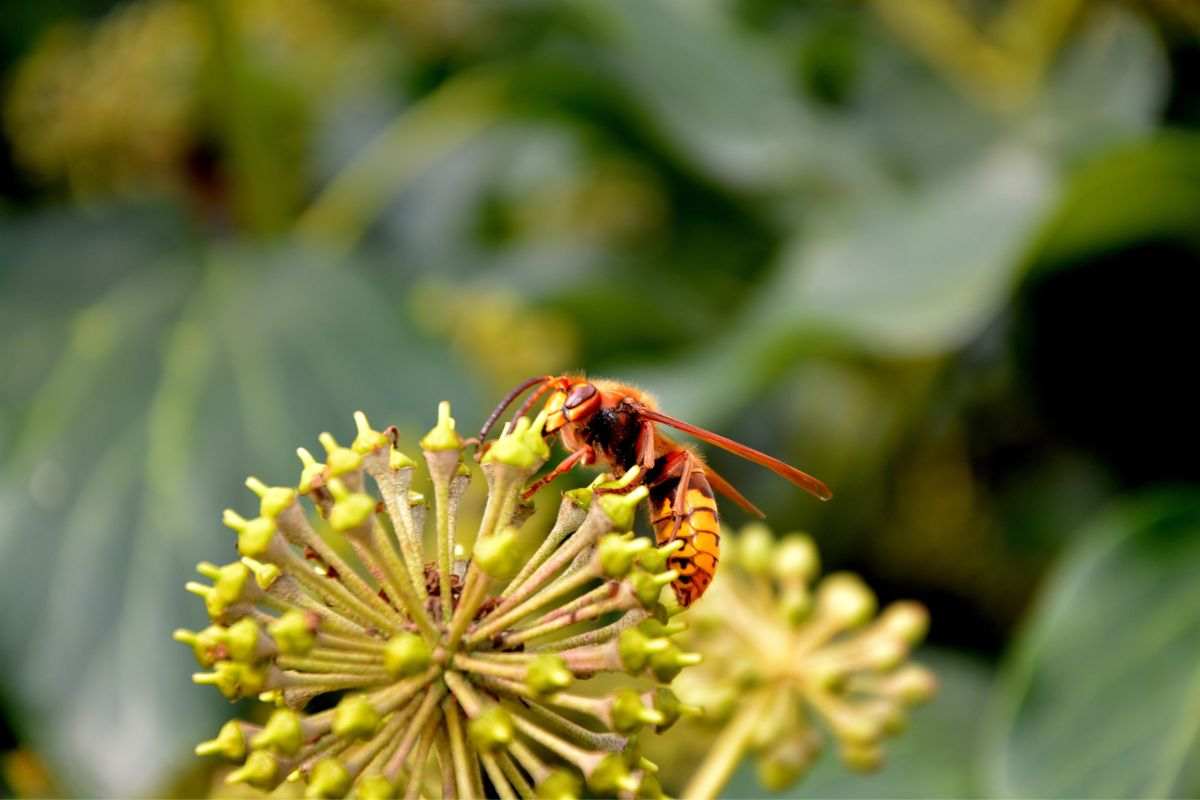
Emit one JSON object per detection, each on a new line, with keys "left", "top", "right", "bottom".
{"left": 477, "top": 376, "right": 832, "bottom": 606}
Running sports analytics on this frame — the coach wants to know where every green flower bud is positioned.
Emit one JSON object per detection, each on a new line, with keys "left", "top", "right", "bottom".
{"left": 636, "top": 539, "right": 682, "bottom": 574}
{"left": 195, "top": 720, "right": 247, "bottom": 760}
{"left": 816, "top": 573, "right": 876, "bottom": 628}
{"left": 840, "top": 741, "right": 884, "bottom": 773}
{"left": 326, "top": 481, "right": 376, "bottom": 532}
{"left": 222, "top": 510, "right": 278, "bottom": 559}
{"left": 648, "top": 642, "right": 702, "bottom": 683}
{"left": 878, "top": 601, "right": 929, "bottom": 645}
{"left": 174, "top": 625, "right": 226, "bottom": 666}
{"left": 618, "top": 628, "right": 671, "bottom": 673}
{"left": 610, "top": 688, "right": 664, "bottom": 734}
{"left": 773, "top": 533, "right": 820, "bottom": 583}
{"left": 226, "top": 750, "right": 279, "bottom": 788}
{"left": 420, "top": 401, "right": 464, "bottom": 452}
{"left": 352, "top": 411, "right": 390, "bottom": 454}
{"left": 887, "top": 664, "right": 938, "bottom": 704}
{"left": 196, "top": 561, "right": 252, "bottom": 618}
{"left": 252, "top": 709, "right": 304, "bottom": 755}
{"left": 738, "top": 523, "right": 774, "bottom": 575}
{"left": 296, "top": 447, "right": 326, "bottom": 494}
{"left": 596, "top": 485, "right": 649, "bottom": 532}
{"left": 383, "top": 632, "right": 431, "bottom": 678}
{"left": 193, "top": 661, "right": 266, "bottom": 700}
{"left": 269, "top": 610, "right": 318, "bottom": 656}
{"left": 241, "top": 557, "right": 281, "bottom": 589}
{"left": 332, "top": 693, "right": 381, "bottom": 739}
{"left": 245, "top": 477, "right": 298, "bottom": 519}
{"left": 564, "top": 486, "right": 593, "bottom": 509}
{"left": 319, "top": 432, "right": 363, "bottom": 477}
{"left": 628, "top": 568, "right": 676, "bottom": 608}
{"left": 755, "top": 731, "right": 821, "bottom": 792}
{"left": 224, "top": 618, "right": 262, "bottom": 662}
{"left": 780, "top": 585, "right": 812, "bottom": 626}
{"left": 598, "top": 533, "right": 650, "bottom": 578}
{"left": 648, "top": 686, "right": 695, "bottom": 733}
{"left": 468, "top": 707, "right": 513, "bottom": 753}
{"left": 306, "top": 757, "right": 351, "bottom": 798}
{"left": 357, "top": 774, "right": 396, "bottom": 800}
{"left": 535, "top": 769, "right": 581, "bottom": 800}
{"left": 473, "top": 526, "right": 522, "bottom": 580}
{"left": 587, "top": 753, "right": 638, "bottom": 795}
{"left": 525, "top": 654, "right": 573, "bottom": 697}
{"left": 481, "top": 411, "right": 549, "bottom": 469}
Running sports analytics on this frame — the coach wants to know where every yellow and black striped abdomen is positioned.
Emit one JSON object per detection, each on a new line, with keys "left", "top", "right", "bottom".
{"left": 649, "top": 470, "right": 720, "bottom": 607}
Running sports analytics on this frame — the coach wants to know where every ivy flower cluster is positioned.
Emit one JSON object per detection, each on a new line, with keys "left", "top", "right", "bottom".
{"left": 674, "top": 524, "right": 937, "bottom": 798}
{"left": 177, "top": 403, "right": 696, "bottom": 798}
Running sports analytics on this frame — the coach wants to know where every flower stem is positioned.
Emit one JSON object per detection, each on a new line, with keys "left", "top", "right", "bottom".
{"left": 683, "top": 689, "right": 775, "bottom": 800}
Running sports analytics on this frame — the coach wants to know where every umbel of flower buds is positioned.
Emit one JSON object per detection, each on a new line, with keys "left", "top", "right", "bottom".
{"left": 673, "top": 524, "right": 937, "bottom": 799}
{"left": 178, "top": 403, "right": 698, "bottom": 798}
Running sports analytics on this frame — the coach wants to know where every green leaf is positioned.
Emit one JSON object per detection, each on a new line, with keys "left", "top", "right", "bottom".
{"left": 981, "top": 491, "right": 1200, "bottom": 798}
{"left": 0, "top": 230, "right": 473, "bottom": 796}
{"left": 1032, "top": 133, "right": 1200, "bottom": 269}
{"left": 723, "top": 649, "right": 992, "bottom": 798}
{"left": 570, "top": 0, "right": 871, "bottom": 193}
{"left": 639, "top": 145, "right": 1057, "bottom": 421}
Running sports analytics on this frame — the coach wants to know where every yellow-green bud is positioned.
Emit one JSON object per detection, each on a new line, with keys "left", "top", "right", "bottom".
{"left": 756, "top": 731, "right": 821, "bottom": 792}
{"left": 193, "top": 661, "right": 266, "bottom": 700}
{"left": 738, "top": 523, "right": 774, "bottom": 575}
{"left": 596, "top": 485, "right": 649, "bottom": 531}
{"left": 525, "top": 654, "right": 573, "bottom": 697}
{"left": 468, "top": 707, "right": 514, "bottom": 752}
{"left": 195, "top": 720, "right": 247, "bottom": 760}
{"left": 252, "top": 709, "right": 304, "bottom": 755}
{"left": 840, "top": 741, "right": 884, "bottom": 772}
{"left": 481, "top": 411, "right": 549, "bottom": 469}
{"left": 773, "top": 533, "right": 820, "bottom": 583}
{"left": 197, "top": 561, "right": 252, "bottom": 618}
{"left": 816, "top": 573, "right": 876, "bottom": 627}
{"left": 383, "top": 632, "right": 431, "bottom": 678}
{"left": 332, "top": 693, "right": 381, "bottom": 739}
{"left": 536, "top": 769, "right": 581, "bottom": 800}
{"left": 327, "top": 484, "right": 376, "bottom": 532}
{"left": 648, "top": 687, "right": 692, "bottom": 733}
{"left": 296, "top": 447, "right": 326, "bottom": 494}
{"left": 224, "top": 618, "right": 261, "bottom": 662}
{"left": 618, "top": 628, "right": 670, "bottom": 673}
{"left": 878, "top": 601, "right": 929, "bottom": 644}
{"left": 306, "top": 757, "right": 351, "bottom": 798}
{"left": 319, "top": 432, "right": 363, "bottom": 477}
{"left": 357, "top": 774, "right": 395, "bottom": 800}
{"left": 648, "top": 642, "right": 701, "bottom": 683}
{"left": 611, "top": 688, "right": 664, "bottom": 734}
{"left": 174, "top": 625, "right": 225, "bottom": 666}
{"left": 352, "top": 411, "right": 390, "bottom": 454}
{"left": 636, "top": 539, "right": 682, "bottom": 574}
{"left": 598, "top": 533, "right": 650, "bottom": 578}
{"left": 628, "top": 568, "right": 676, "bottom": 608}
{"left": 473, "top": 526, "right": 522, "bottom": 580}
{"left": 226, "top": 750, "right": 278, "bottom": 788}
{"left": 269, "top": 610, "right": 317, "bottom": 656}
{"left": 223, "top": 511, "right": 278, "bottom": 558}
{"left": 564, "top": 486, "right": 593, "bottom": 509}
{"left": 420, "top": 401, "right": 464, "bottom": 452}
{"left": 242, "top": 557, "right": 281, "bottom": 589}
{"left": 888, "top": 664, "right": 938, "bottom": 704}
{"left": 246, "top": 477, "right": 297, "bottom": 519}
{"left": 588, "top": 752, "right": 638, "bottom": 795}
{"left": 780, "top": 585, "right": 813, "bottom": 625}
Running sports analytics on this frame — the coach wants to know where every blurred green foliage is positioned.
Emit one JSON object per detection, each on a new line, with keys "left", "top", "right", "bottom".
{"left": 1, "top": 0, "right": 1198, "bottom": 796}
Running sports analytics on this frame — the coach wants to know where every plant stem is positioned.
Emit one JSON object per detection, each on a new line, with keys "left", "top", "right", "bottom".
{"left": 684, "top": 689, "right": 775, "bottom": 800}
